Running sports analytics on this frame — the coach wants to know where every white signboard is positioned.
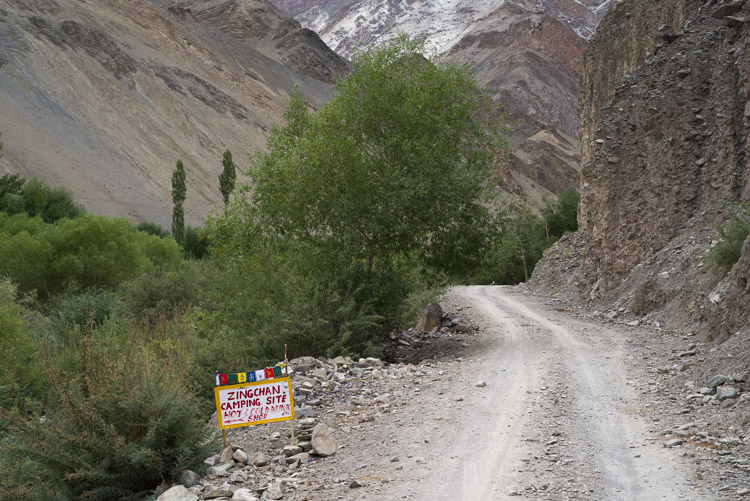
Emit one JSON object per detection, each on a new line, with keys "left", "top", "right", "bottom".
{"left": 214, "top": 378, "right": 294, "bottom": 430}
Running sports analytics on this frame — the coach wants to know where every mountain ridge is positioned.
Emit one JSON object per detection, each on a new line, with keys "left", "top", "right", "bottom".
{"left": 0, "top": 0, "right": 348, "bottom": 228}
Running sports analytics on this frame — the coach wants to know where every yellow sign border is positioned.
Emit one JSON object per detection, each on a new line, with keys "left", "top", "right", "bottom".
{"left": 214, "top": 377, "right": 295, "bottom": 430}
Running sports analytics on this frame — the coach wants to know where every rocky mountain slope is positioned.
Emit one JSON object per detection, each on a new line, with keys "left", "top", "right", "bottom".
{"left": 0, "top": 0, "right": 347, "bottom": 227}
{"left": 272, "top": 0, "right": 618, "bottom": 206}
{"left": 531, "top": 0, "right": 749, "bottom": 343}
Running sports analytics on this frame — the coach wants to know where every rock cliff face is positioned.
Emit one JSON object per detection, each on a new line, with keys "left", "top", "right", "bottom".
{"left": 0, "top": 0, "right": 347, "bottom": 227}
{"left": 571, "top": 0, "right": 749, "bottom": 340}
{"left": 271, "top": 0, "right": 618, "bottom": 206}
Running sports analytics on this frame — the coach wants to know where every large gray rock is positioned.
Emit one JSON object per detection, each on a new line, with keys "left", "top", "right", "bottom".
{"left": 311, "top": 423, "right": 337, "bottom": 456}
{"left": 290, "top": 356, "right": 324, "bottom": 372}
{"left": 205, "top": 488, "right": 234, "bottom": 499}
{"left": 250, "top": 451, "right": 268, "bottom": 467}
{"left": 283, "top": 445, "right": 302, "bottom": 457}
{"left": 232, "top": 488, "right": 259, "bottom": 501}
{"left": 206, "top": 460, "right": 234, "bottom": 475}
{"left": 232, "top": 448, "right": 248, "bottom": 463}
{"left": 717, "top": 386, "right": 739, "bottom": 401}
{"left": 285, "top": 452, "right": 311, "bottom": 464}
{"left": 219, "top": 445, "right": 234, "bottom": 463}
{"left": 415, "top": 303, "right": 443, "bottom": 333}
{"left": 157, "top": 485, "right": 198, "bottom": 501}
{"left": 708, "top": 375, "right": 728, "bottom": 389}
{"left": 268, "top": 480, "right": 284, "bottom": 500}
{"left": 179, "top": 470, "right": 201, "bottom": 488}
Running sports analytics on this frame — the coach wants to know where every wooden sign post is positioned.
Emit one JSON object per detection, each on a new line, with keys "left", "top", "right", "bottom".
{"left": 214, "top": 353, "right": 296, "bottom": 448}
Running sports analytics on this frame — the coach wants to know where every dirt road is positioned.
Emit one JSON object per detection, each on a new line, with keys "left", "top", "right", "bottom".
{"left": 383, "top": 285, "right": 706, "bottom": 500}
{"left": 229, "top": 285, "right": 741, "bottom": 500}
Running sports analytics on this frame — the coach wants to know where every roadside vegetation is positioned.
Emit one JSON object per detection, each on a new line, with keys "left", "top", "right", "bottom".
{"left": 0, "top": 35, "right": 579, "bottom": 499}
{"left": 709, "top": 203, "right": 750, "bottom": 273}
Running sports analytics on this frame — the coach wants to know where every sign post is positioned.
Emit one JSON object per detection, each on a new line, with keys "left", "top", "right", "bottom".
{"left": 214, "top": 358, "right": 296, "bottom": 448}
{"left": 214, "top": 378, "right": 295, "bottom": 430}
{"left": 285, "top": 344, "right": 296, "bottom": 446}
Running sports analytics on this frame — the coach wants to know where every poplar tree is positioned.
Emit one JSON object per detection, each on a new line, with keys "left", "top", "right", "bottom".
{"left": 171, "top": 159, "right": 186, "bottom": 242}
{"left": 219, "top": 149, "right": 236, "bottom": 204}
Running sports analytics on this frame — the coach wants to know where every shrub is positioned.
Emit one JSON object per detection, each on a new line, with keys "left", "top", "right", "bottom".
{"left": 181, "top": 226, "right": 209, "bottom": 260}
{"left": 2, "top": 178, "right": 84, "bottom": 223}
{"left": 47, "top": 289, "right": 123, "bottom": 344}
{"left": 542, "top": 189, "right": 580, "bottom": 239}
{"left": 134, "top": 221, "right": 169, "bottom": 238}
{"left": 0, "top": 279, "right": 45, "bottom": 412}
{"left": 0, "top": 333, "right": 210, "bottom": 500}
{"left": 0, "top": 213, "right": 183, "bottom": 298}
{"left": 709, "top": 204, "right": 750, "bottom": 273}
{"left": 119, "top": 261, "right": 210, "bottom": 323}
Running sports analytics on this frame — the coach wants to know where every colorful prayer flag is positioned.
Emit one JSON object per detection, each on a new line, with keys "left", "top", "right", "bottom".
{"left": 273, "top": 366, "right": 283, "bottom": 378}
{"left": 219, "top": 374, "right": 228, "bottom": 385}
{"left": 238, "top": 372, "right": 247, "bottom": 383}
{"left": 264, "top": 368, "right": 275, "bottom": 379}
{"left": 255, "top": 370, "right": 266, "bottom": 381}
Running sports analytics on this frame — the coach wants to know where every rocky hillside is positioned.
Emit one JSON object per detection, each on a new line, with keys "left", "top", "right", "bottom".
{"left": 271, "top": 0, "right": 618, "bottom": 206}
{"left": 0, "top": 0, "right": 347, "bottom": 227}
{"left": 531, "top": 0, "right": 749, "bottom": 342}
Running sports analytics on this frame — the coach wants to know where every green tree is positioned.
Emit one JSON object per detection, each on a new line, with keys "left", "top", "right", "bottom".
{"left": 0, "top": 173, "right": 25, "bottom": 199}
{"left": 206, "top": 35, "right": 509, "bottom": 356}
{"left": 248, "top": 34, "right": 509, "bottom": 272}
{"left": 542, "top": 188, "right": 580, "bottom": 239}
{"left": 171, "top": 160, "right": 186, "bottom": 243}
{"left": 219, "top": 150, "right": 236, "bottom": 205}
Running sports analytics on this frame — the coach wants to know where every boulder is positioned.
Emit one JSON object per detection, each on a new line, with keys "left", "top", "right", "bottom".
{"left": 290, "top": 356, "right": 324, "bottom": 372}
{"left": 268, "top": 480, "right": 284, "bottom": 500}
{"left": 205, "top": 488, "right": 234, "bottom": 499}
{"left": 157, "top": 485, "right": 198, "bottom": 501}
{"left": 179, "top": 469, "right": 200, "bottom": 488}
{"left": 219, "top": 445, "right": 234, "bottom": 463}
{"left": 311, "top": 423, "right": 337, "bottom": 456}
{"left": 415, "top": 303, "right": 443, "bottom": 333}
{"left": 232, "top": 488, "right": 259, "bottom": 501}
{"left": 206, "top": 460, "right": 234, "bottom": 475}
{"left": 717, "top": 387, "right": 739, "bottom": 401}
{"left": 232, "top": 448, "right": 248, "bottom": 463}
{"left": 250, "top": 451, "right": 268, "bottom": 467}
{"left": 286, "top": 452, "right": 311, "bottom": 464}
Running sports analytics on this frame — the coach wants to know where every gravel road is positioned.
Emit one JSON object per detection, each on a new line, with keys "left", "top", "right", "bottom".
{"left": 220, "top": 285, "right": 745, "bottom": 500}
{"left": 383, "top": 285, "right": 708, "bottom": 500}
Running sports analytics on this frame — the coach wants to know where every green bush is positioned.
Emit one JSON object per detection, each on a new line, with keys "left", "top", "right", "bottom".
{"left": 0, "top": 333, "right": 210, "bottom": 500}
{"left": 1, "top": 178, "right": 84, "bottom": 223}
{"left": 47, "top": 289, "right": 122, "bottom": 344}
{"left": 134, "top": 221, "right": 169, "bottom": 238}
{"left": 0, "top": 279, "right": 45, "bottom": 412}
{"left": 709, "top": 204, "right": 750, "bottom": 273}
{"left": 119, "top": 261, "right": 211, "bottom": 323}
{"left": 181, "top": 226, "right": 209, "bottom": 260}
{"left": 0, "top": 213, "right": 183, "bottom": 298}
{"left": 542, "top": 189, "right": 580, "bottom": 239}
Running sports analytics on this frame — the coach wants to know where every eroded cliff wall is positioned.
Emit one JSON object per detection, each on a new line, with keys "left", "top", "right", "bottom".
{"left": 578, "top": 0, "right": 749, "bottom": 306}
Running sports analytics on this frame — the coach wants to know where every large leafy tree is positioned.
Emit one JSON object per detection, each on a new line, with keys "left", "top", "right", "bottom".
{"left": 247, "top": 34, "right": 509, "bottom": 272}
